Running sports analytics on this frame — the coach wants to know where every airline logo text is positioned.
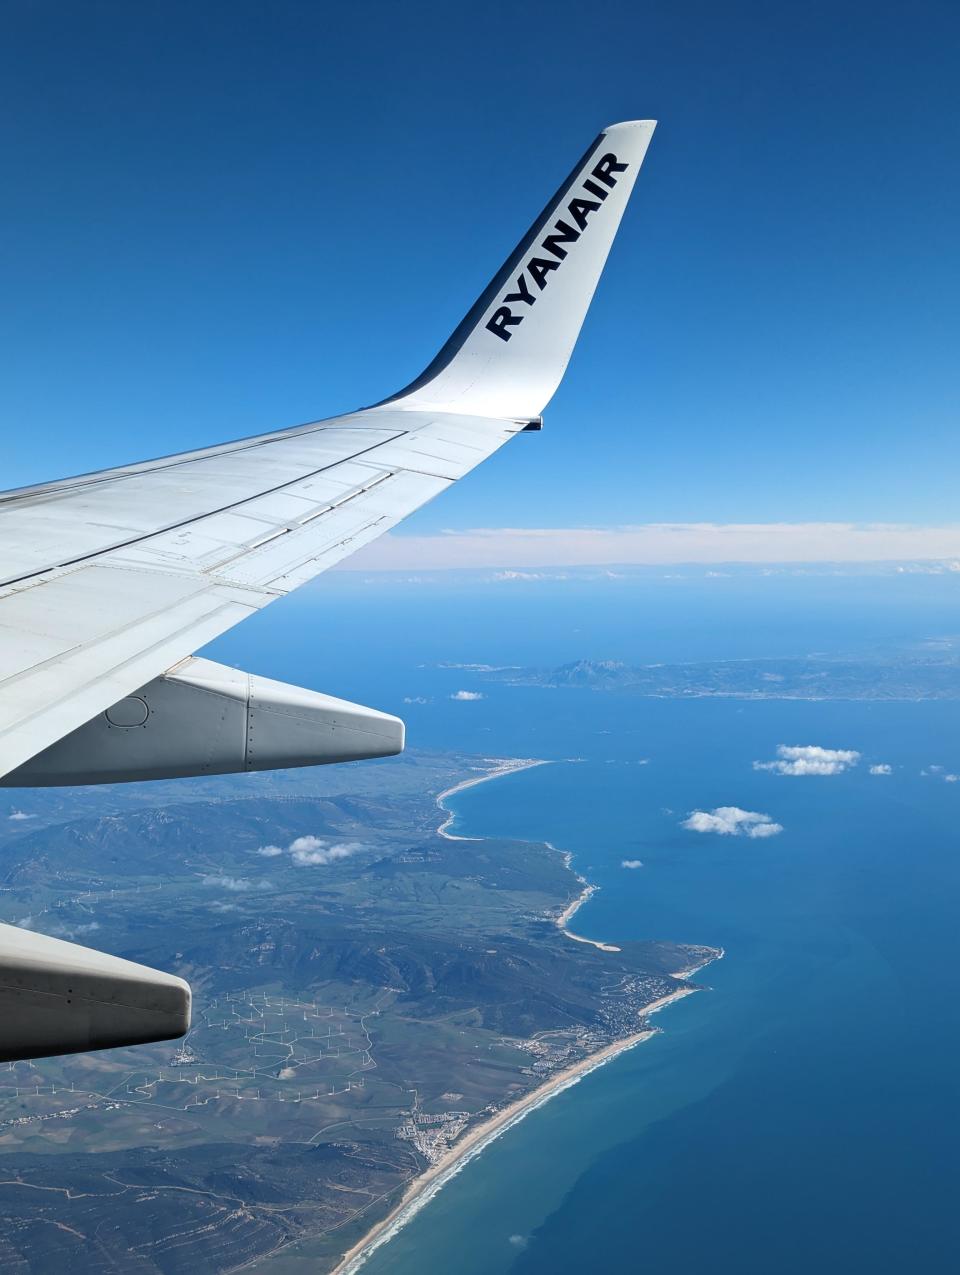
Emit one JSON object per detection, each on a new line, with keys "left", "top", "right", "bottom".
{"left": 485, "top": 151, "right": 628, "bottom": 342}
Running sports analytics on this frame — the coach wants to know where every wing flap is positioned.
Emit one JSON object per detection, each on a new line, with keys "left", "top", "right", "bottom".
{"left": 0, "top": 412, "right": 516, "bottom": 778}
{"left": 0, "top": 419, "right": 405, "bottom": 586}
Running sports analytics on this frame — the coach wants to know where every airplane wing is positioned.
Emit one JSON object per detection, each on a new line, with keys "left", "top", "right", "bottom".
{"left": 0, "top": 120, "right": 654, "bottom": 786}
{"left": 0, "top": 120, "right": 654, "bottom": 1059}
{"left": 0, "top": 407, "right": 520, "bottom": 780}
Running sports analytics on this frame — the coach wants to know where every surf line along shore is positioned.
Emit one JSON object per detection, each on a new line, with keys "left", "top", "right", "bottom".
{"left": 332, "top": 757, "right": 718, "bottom": 1275}
{"left": 435, "top": 756, "right": 551, "bottom": 840}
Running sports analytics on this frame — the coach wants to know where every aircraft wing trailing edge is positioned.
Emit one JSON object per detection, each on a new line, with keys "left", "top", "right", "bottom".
{"left": 0, "top": 120, "right": 655, "bottom": 1059}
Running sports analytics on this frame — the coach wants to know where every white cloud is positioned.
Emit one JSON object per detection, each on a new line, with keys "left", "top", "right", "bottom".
{"left": 450, "top": 690, "right": 485, "bottom": 701}
{"left": 754, "top": 745, "right": 860, "bottom": 776}
{"left": 682, "top": 807, "right": 783, "bottom": 839}
{"left": 47, "top": 921, "right": 101, "bottom": 939}
{"left": 201, "top": 873, "right": 255, "bottom": 891}
{"left": 7, "top": 810, "right": 35, "bottom": 821}
{"left": 338, "top": 523, "right": 960, "bottom": 572}
{"left": 743, "top": 819, "right": 783, "bottom": 838}
{"left": 252, "top": 833, "right": 364, "bottom": 867}
{"left": 403, "top": 695, "right": 431, "bottom": 704}
{"left": 288, "top": 835, "right": 361, "bottom": 866}
{"left": 621, "top": 859, "right": 644, "bottom": 869}
{"left": 869, "top": 764, "right": 893, "bottom": 776}
{"left": 945, "top": 774, "right": 960, "bottom": 784}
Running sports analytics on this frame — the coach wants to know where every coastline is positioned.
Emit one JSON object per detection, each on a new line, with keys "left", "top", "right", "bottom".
{"left": 673, "top": 948, "right": 725, "bottom": 979}
{"left": 435, "top": 757, "right": 550, "bottom": 840}
{"left": 333, "top": 986, "right": 698, "bottom": 1275}
{"left": 332, "top": 756, "right": 717, "bottom": 1275}
{"left": 552, "top": 867, "right": 621, "bottom": 952}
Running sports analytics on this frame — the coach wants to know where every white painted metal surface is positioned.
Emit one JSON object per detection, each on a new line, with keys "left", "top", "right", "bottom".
{"left": 0, "top": 120, "right": 653, "bottom": 785}
{"left": 0, "top": 118, "right": 653, "bottom": 1061}
{"left": 0, "top": 410, "right": 515, "bottom": 778}
{"left": 381, "top": 120, "right": 655, "bottom": 419}
{"left": 0, "top": 921, "right": 190, "bottom": 1061}
{"left": 4, "top": 656, "right": 403, "bottom": 785}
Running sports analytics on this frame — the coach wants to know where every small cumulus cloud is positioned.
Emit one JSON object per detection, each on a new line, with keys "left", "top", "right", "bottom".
{"left": 869, "top": 764, "right": 893, "bottom": 776}
{"left": 754, "top": 744, "right": 860, "bottom": 776}
{"left": 508, "top": 1235, "right": 529, "bottom": 1250}
{"left": 14, "top": 917, "right": 100, "bottom": 938}
{"left": 621, "top": 859, "right": 644, "bottom": 869}
{"left": 254, "top": 835, "right": 364, "bottom": 867}
{"left": 945, "top": 774, "right": 960, "bottom": 784}
{"left": 289, "top": 836, "right": 361, "bottom": 866}
{"left": 403, "top": 695, "right": 432, "bottom": 704}
{"left": 682, "top": 807, "right": 783, "bottom": 839}
{"left": 46, "top": 921, "right": 101, "bottom": 940}
{"left": 8, "top": 810, "right": 35, "bottom": 821}
{"left": 450, "top": 690, "right": 485, "bottom": 701}
{"left": 201, "top": 873, "right": 255, "bottom": 891}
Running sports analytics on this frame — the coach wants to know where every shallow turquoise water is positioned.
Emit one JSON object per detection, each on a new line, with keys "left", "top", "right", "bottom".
{"left": 358, "top": 695, "right": 960, "bottom": 1274}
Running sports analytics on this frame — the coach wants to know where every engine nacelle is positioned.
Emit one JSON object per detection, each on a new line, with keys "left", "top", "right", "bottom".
{"left": 0, "top": 921, "right": 190, "bottom": 1061}
{"left": 2, "top": 657, "right": 405, "bottom": 786}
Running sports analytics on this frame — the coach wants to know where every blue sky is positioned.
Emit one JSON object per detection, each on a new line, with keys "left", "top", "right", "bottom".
{"left": 2, "top": 0, "right": 958, "bottom": 548}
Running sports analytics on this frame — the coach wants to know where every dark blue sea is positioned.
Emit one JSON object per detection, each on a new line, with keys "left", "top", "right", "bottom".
{"left": 210, "top": 571, "right": 960, "bottom": 1273}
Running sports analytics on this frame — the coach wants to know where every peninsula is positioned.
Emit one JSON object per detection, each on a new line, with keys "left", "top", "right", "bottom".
{"left": 0, "top": 752, "right": 718, "bottom": 1273}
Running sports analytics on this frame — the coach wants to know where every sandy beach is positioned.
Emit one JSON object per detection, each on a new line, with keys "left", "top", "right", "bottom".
{"left": 553, "top": 875, "right": 622, "bottom": 952}
{"left": 436, "top": 757, "right": 550, "bottom": 840}
{"left": 333, "top": 985, "right": 698, "bottom": 1275}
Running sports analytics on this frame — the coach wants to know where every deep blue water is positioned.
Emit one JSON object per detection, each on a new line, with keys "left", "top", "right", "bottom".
{"left": 208, "top": 574, "right": 960, "bottom": 1273}
{"left": 354, "top": 693, "right": 960, "bottom": 1274}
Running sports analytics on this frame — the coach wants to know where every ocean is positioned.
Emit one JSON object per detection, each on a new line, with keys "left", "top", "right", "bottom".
{"left": 356, "top": 694, "right": 960, "bottom": 1274}
{"left": 209, "top": 572, "right": 960, "bottom": 1273}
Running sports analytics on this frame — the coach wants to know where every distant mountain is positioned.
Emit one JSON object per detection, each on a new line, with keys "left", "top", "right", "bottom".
{"left": 544, "top": 659, "right": 631, "bottom": 688}
{"left": 484, "top": 653, "right": 960, "bottom": 700}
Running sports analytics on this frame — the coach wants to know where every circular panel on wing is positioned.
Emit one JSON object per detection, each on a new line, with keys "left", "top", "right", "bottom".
{"left": 105, "top": 697, "right": 150, "bottom": 728}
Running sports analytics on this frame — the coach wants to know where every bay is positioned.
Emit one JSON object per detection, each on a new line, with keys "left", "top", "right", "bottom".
{"left": 358, "top": 693, "right": 960, "bottom": 1274}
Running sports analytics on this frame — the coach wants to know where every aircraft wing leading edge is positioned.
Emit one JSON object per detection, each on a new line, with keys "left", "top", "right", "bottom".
{"left": 0, "top": 120, "right": 655, "bottom": 1060}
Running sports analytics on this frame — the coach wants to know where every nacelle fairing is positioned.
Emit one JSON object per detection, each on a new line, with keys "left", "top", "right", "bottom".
{"left": 2, "top": 657, "right": 404, "bottom": 787}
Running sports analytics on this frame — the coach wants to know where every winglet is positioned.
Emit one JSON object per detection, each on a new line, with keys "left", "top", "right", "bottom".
{"left": 376, "top": 120, "right": 655, "bottom": 420}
